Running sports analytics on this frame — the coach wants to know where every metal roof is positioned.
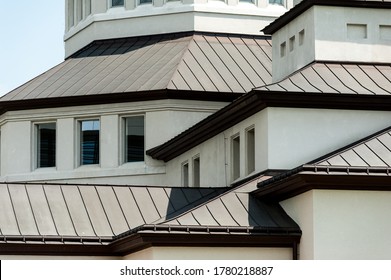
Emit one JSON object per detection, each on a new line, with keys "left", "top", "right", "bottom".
{"left": 255, "top": 62, "right": 391, "bottom": 95}
{"left": 1, "top": 32, "right": 272, "bottom": 103}
{"left": 0, "top": 183, "right": 225, "bottom": 243}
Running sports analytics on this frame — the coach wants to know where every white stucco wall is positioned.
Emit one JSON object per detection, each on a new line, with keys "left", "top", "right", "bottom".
{"left": 0, "top": 99, "right": 225, "bottom": 184}
{"left": 281, "top": 189, "right": 391, "bottom": 260}
{"left": 165, "top": 107, "right": 391, "bottom": 187}
{"left": 271, "top": 5, "right": 391, "bottom": 81}
{"left": 124, "top": 246, "right": 293, "bottom": 260}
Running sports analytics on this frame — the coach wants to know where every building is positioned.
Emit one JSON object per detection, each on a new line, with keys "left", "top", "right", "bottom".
{"left": 0, "top": 0, "right": 391, "bottom": 259}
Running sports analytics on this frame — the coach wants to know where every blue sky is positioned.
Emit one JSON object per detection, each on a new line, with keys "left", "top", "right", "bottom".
{"left": 0, "top": 2, "right": 64, "bottom": 96}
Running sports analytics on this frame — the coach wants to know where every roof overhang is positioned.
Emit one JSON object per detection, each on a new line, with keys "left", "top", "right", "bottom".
{"left": 254, "top": 165, "right": 391, "bottom": 201}
{"left": 262, "top": 0, "right": 391, "bottom": 35}
{"left": 147, "top": 91, "right": 391, "bottom": 162}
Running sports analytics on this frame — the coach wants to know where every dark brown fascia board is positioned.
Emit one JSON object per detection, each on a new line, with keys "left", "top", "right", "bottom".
{"left": 254, "top": 168, "right": 391, "bottom": 202}
{"left": 262, "top": 0, "right": 391, "bottom": 35}
{"left": 0, "top": 89, "right": 239, "bottom": 115}
{"left": 109, "top": 231, "right": 301, "bottom": 256}
{"left": 147, "top": 91, "right": 391, "bottom": 162}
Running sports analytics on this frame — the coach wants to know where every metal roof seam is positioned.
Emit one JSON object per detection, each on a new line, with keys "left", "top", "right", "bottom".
{"left": 6, "top": 184, "right": 23, "bottom": 236}
{"left": 358, "top": 65, "right": 391, "bottom": 94}
{"left": 325, "top": 63, "right": 358, "bottom": 94}
{"left": 59, "top": 185, "right": 79, "bottom": 237}
{"left": 94, "top": 186, "right": 116, "bottom": 236}
{"left": 77, "top": 186, "right": 99, "bottom": 237}
{"left": 24, "top": 185, "right": 42, "bottom": 236}
{"left": 42, "top": 185, "right": 61, "bottom": 236}
{"left": 341, "top": 64, "right": 377, "bottom": 95}
{"left": 111, "top": 186, "right": 131, "bottom": 231}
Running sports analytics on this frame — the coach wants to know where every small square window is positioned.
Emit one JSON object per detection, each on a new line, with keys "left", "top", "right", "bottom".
{"left": 36, "top": 123, "right": 56, "bottom": 168}
{"left": 80, "top": 120, "right": 100, "bottom": 165}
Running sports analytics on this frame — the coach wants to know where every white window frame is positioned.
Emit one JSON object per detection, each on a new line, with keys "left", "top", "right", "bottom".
{"left": 77, "top": 118, "right": 101, "bottom": 167}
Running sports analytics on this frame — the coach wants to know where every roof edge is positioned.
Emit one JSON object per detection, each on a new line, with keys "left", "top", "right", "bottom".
{"left": 262, "top": 0, "right": 391, "bottom": 35}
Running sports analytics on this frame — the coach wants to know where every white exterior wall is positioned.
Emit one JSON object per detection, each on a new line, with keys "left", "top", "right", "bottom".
{"left": 0, "top": 99, "right": 225, "bottom": 184}
{"left": 124, "top": 246, "right": 292, "bottom": 260}
{"left": 281, "top": 190, "right": 391, "bottom": 260}
{"left": 165, "top": 107, "right": 391, "bottom": 187}
{"left": 64, "top": 0, "right": 288, "bottom": 57}
{"left": 271, "top": 6, "right": 391, "bottom": 81}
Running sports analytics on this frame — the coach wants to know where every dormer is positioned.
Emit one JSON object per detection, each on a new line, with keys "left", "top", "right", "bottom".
{"left": 64, "top": 0, "right": 294, "bottom": 57}
{"left": 263, "top": 0, "right": 391, "bottom": 82}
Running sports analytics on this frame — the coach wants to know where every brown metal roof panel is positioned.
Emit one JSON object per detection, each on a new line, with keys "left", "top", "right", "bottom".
{"left": 195, "top": 35, "right": 244, "bottom": 93}
{"left": 96, "top": 187, "right": 130, "bottom": 235}
{"left": 289, "top": 73, "right": 322, "bottom": 93}
{"left": 79, "top": 187, "right": 114, "bottom": 236}
{"left": 175, "top": 213, "right": 200, "bottom": 226}
{"left": 359, "top": 65, "right": 391, "bottom": 94}
{"left": 174, "top": 49, "right": 218, "bottom": 92}
{"left": 378, "top": 132, "right": 391, "bottom": 151}
{"left": 8, "top": 184, "right": 39, "bottom": 235}
{"left": 366, "top": 138, "right": 391, "bottom": 166}
{"left": 139, "top": 48, "right": 187, "bottom": 91}
{"left": 43, "top": 185, "right": 77, "bottom": 236}
{"left": 147, "top": 187, "right": 174, "bottom": 218}
{"left": 343, "top": 64, "right": 390, "bottom": 95}
{"left": 0, "top": 185, "right": 20, "bottom": 235}
{"left": 300, "top": 66, "right": 339, "bottom": 93}
{"left": 164, "top": 188, "right": 190, "bottom": 212}
{"left": 174, "top": 62, "right": 205, "bottom": 92}
{"left": 207, "top": 35, "right": 253, "bottom": 91}
{"left": 339, "top": 150, "right": 369, "bottom": 166}
{"left": 189, "top": 36, "right": 232, "bottom": 92}
{"left": 130, "top": 188, "right": 160, "bottom": 224}
{"left": 61, "top": 185, "right": 96, "bottom": 236}
{"left": 323, "top": 155, "right": 349, "bottom": 166}
{"left": 191, "top": 206, "right": 219, "bottom": 226}
{"left": 118, "top": 42, "right": 184, "bottom": 92}
{"left": 25, "top": 185, "right": 58, "bottom": 236}
{"left": 113, "top": 187, "right": 145, "bottom": 229}
{"left": 328, "top": 64, "right": 373, "bottom": 94}
{"left": 242, "top": 37, "right": 273, "bottom": 77}
{"left": 96, "top": 40, "right": 162, "bottom": 94}
{"left": 236, "top": 194, "right": 277, "bottom": 227}
{"left": 353, "top": 144, "right": 388, "bottom": 167}
{"left": 205, "top": 199, "right": 238, "bottom": 226}
{"left": 375, "top": 65, "right": 391, "bottom": 82}
{"left": 220, "top": 193, "right": 255, "bottom": 227}
{"left": 231, "top": 36, "right": 272, "bottom": 85}
{"left": 311, "top": 64, "right": 354, "bottom": 94}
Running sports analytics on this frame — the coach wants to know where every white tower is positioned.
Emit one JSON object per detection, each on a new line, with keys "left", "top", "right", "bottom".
{"left": 64, "top": 0, "right": 293, "bottom": 57}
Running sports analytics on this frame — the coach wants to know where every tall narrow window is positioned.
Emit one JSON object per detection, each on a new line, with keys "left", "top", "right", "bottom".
{"left": 112, "top": 0, "right": 124, "bottom": 6}
{"left": 85, "top": 0, "right": 91, "bottom": 17}
{"left": 80, "top": 120, "right": 100, "bottom": 165}
{"left": 232, "top": 135, "right": 240, "bottom": 181}
{"left": 68, "top": 0, "right": 75, "bottom": 28}
{"left": 246, "top": 128, "right": 255, "bottom": 175}
{"left": 77, "top": 0, "right": 83, "bottom": 22}
{"left": 182, "top": 162, "right": 189, "bottom": 187}
{"left": 37, "top": 123, "right": 56, "bottom": 168}
{"left": 125, "top": 116, "right": 145, "bottom": 162}
{"left": 193, "top": 156, "right": 200, "bottom": 187}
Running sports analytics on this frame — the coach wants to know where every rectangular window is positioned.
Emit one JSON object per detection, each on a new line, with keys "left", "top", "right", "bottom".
{"left": 139, "top": 0, "right": 152, "bottom": 4}
{"left": 193, "top": 156, "right": 200, "bottom": 187}
{"left": 269, "top": 0, "right": 283, "bottom": 4}
{"left": 124, "top": 116, "right": 145, "bottom": 162}
{"left": 112, "top": 0, "right": 124, "bottom": 6}
{"left": 68, "top": 0, "right": 75, "bottom": 28}
{"left": 85, "top": 0, "right": 91, "bottom": 17}
{"left": 80, "top": 120, "right": 100, "bottom": 165}
{"left": 77, "top": 0, "right": 83, "bottom": 22}
{"left": 232, "top": 135, "right": 240, "bottom": 181}
{"left": 182, "top": 162, "right": 189, "bottom": 187}
{"left": 36, "top": 123, "right": 56, "bottom": 168}
{"left": 246, "top": 128, "right": 255, "bottom": 175}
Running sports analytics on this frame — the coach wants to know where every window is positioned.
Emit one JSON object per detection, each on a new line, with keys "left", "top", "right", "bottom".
{"left": 269, "top": 0, "right": 283, "bottom": 4}
{"left": 280, "top": 42, "right": 286, "bottom": 57}
{"left": 182, "top": 162, "right": 189, "bottom": 187}
{"left": 85, "top": 0, "right": 91, "bottom": 17}
{"left": 124, "top": 116, "right": 145, "bottom": 162}
{"left": 232, "top": 135, "right": 240, "bottom": 181}
{"left": 289, "top": 36, "right": 295, "bottom": 52}
{"left": 36, "top": 123, "right": 56, "bottom": 168}
{"left": 139, "top": 0, "right": 152, "bottom": 4}
{"left": 193, "top": 156, "right": 200, "bottom": 187}
{"left": 77, "top": 0, "right": 83, "bottom": 23}
{"left": 112, "top": 0, "right": 124, "bottom": 6}
{"left": 80, "top": 120, "right": 100, "bottom": 165}
{"left": 68, "top": 0, "right": 75, "bottom": 28}
{"left": 246, "top": 128, "right": 255, "bottom": 175}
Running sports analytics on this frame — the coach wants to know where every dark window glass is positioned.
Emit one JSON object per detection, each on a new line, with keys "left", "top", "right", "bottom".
{"left": 125, "top": 116, "right": 144, "bottom": 162}
{"left": 112, "top": 0, "right": 124, "bottom": 6}
{"left": 37, "top": 123, "right": 56, "bottom": 168}
{"left": 81, "top": 120, "right": 100, "bottom": 165}
{"left": 140, "top": 0, "right": 152, "bottom": 4}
